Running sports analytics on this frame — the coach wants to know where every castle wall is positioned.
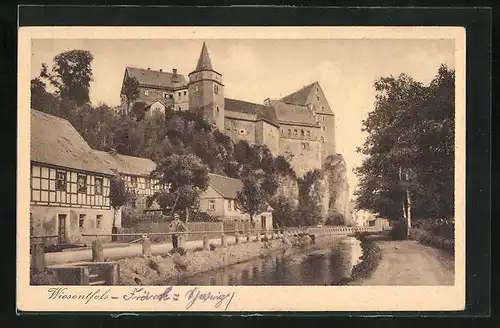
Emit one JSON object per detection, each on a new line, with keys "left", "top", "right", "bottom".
{"left": 256, "top": 121, "right": 280, "bottom": 155}
{"left": 318, "top": 113, "right": 336, "bottom": 161}
{"left": 173, "top": 89, "right": 189, "bottom": 111}
{"left": 279, "top": 137, "right": 322, "bottom": 177}
{"left": 224, "top": 118, "right": 256, "bottom": 145}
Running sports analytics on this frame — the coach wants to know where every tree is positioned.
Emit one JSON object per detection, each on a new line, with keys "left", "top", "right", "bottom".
{"left": 148, "top": 154, "right": 209, "bottom": 222}
{"left": 109, "top": 175, "right": 135, "bottom": 237}
{"left": 297, "top": 169, "right": 324, "bottom": 226}
{"left": 122, "top": 76, "right": 140, "bottom": 114}
{"left": 235, "top": 170, "right": 271, "bottom": 225}
{"left": 131, "top": 101, "right": 148, "bottom": 122}
{"left": 354, "top": 65, "right": 455, "bottom": 236}
{"left": 42, "top": 50, "right": 94, "bottom": 106}
{"left": 269, "top": 195, "right": 297, "bottom": 227}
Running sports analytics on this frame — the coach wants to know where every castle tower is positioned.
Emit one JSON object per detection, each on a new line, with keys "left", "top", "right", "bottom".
{"left": 188, "top": 42, "right": 225, "bottom": 131}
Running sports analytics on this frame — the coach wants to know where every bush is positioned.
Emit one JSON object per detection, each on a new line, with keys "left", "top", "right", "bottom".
{"left": 168, "top": 247, "right": 186, "bottom": 256}
{"left": 389, "top": 220, "right": 408, "bottom": 240}
{"left": 409, "top": 228, "right": 454, "bottom": 254}
{"left": 30, "top": 269, "right": 60, "bottom": 285}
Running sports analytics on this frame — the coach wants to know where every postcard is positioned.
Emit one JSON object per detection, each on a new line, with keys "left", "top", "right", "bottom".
{"left": 18, "top": 26, "right": 465, "bottom": 312}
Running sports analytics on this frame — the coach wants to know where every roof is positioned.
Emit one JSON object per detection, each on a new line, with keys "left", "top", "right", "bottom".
{"left": 270, "top": 101, "right": 319, "bottom": 127}
{"left": 207, "top": 173, "right": 243, "bottom": 199}
{"left": 280, "top": 82, "right": 318, "bottom": 105}
{"left": 125, "top": 67, "right": 187, "bottom": 89}
{"left": 143, "top": 98, "right": 173, "bottom": 111}
{"left": 224, "top": 98, "right": 279, "bottom": 127}
{"left": 94, "top": 150, "right": 157, "bottom": 176}
{"left": 195, "top": 42, "right": 214, "bottom": 71}
{"left": 30, "top": 109, "right": 115, "bottom": 175}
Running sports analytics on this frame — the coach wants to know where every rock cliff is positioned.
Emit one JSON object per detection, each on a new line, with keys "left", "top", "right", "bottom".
{"left": 319, "top": 154, "right": 351, "bottom": 225}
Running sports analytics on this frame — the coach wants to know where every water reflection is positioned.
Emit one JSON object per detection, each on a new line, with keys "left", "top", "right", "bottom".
{"left": 164, "top": 237, "right": 363, "bottom": 286}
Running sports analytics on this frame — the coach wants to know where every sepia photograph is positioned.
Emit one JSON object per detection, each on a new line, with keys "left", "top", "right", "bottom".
{"left": 17, "top": 26, "right": 466, "bottom": 312}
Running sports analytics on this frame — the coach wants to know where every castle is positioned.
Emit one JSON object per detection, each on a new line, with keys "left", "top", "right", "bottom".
{"left": 120, "top": 42, "right": 337, "bottom": 177}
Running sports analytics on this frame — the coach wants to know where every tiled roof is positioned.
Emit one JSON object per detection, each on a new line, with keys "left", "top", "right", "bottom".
{"left": 94, "top": 150, "right": 156, "bottom": 177}
{"left": 30, "top": 109, "right": 115, "bottom": 175}
{"left": 280, "top": 82, "right": 318, "bottom": 105}
{"left": 195, "top": 42, "right": 214, "bottom": 71}
{"left": 270, "top": 101, "right": 319, "bottom": 127}
{"left": 207, "top": 173, "right": 243, "bottom": 199}
{"left": 224, "top": 98, "right": 279, "bottom": 127}
{"left": 126, "top": 67, "right": 187, "bottom": 89}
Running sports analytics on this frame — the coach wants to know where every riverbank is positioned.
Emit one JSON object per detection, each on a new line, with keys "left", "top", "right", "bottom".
{"left": 118, "top": 234, "right": 310, "bottom": 285}
{"left": 349, "top": 232, "right": 454, "bottom": 286}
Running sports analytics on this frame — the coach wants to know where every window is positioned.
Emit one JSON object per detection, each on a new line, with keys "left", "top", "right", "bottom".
{"left": 321, "top": 126, "right": 326, "bottom": 132}
{"left": 78, "top": 214, "right": 86, "bottom": 228}
{"left": 77, "top": 175, "right": 86, "bottom": 193}
{"left": 301, "top": 143, "right": 310, "bottom": 150}
{"left": 208, "top": 200, "right": 215, "bottom": 211}
{"left": 321, "top": 136, "right": 325, "bottom": 143}
{"left": 163, "top": 92, "right": 168, "bottom": 98}
{"left": 130, "top": 176, "right": 137, "bottom": 188}
{"left": 216, "top": 106, "right": 220, "bottom": 112}
{"left": 227, "top": 199, "right": 232, "bottom": 211}
{"left": 306, "top": 130, "right": 311, "bottom": 137}
{"left": 169, "top": 94, "right": 173, "bottom": 99}
{"left": 300, "top": 129, "right": 304, "bottom": 136}
{"left": 321, "top": 106, "right": 324, "bottom": 111}
{"left": 195, "top": 85, "right": 199, "bottom": 92}
{"left": 96, "top": 215, "right": 102, "bottom": 229}
{"left": 145, "top": 178, "right": 151, "bottom": 190}
{"left": 184, "top": 91, "right": 187, "bottom": 96}
{"left": 56, "top": 171, "right": 66, "bottom": 191}
{"left": 322, "top": 116, "right": 325, "bottom": 121}
{"left": 214, "top": 84, "right": 219, "bottom": 94}
{"left": 287, "top": 129, "right": 291, "bottom": 136}
{"left": 178, "top": 107, "right": 181, "bottom": 111}
{"left": 316, "top": 96, "right": 320, "bottom": 101}
{"left": 144, "top": 90, "right": 149, "bottom": 96}
{"left": 95, "top": 177, "right": 103, "bottom": 195}
{"left": 239, "top": 129, "right": 245, "bottom": 135}
{"left": 178, "top": 92, "right": 181, "bottom": 97}
{"left": 293, "top": 129, "right": 298, "bottom": 135}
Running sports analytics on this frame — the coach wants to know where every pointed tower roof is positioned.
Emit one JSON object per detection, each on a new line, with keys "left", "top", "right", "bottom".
{"left": 195, "top": 42, "right": 214, "bottom": 71}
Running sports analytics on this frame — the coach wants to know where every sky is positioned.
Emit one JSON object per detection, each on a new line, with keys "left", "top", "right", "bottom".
{"left": 31, "top": 38, "right": 455, "bottom": 198}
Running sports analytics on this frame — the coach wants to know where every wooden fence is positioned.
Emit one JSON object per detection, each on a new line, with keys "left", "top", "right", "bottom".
{"left": 117, "top": 220, "right": 262, "bottom": 244}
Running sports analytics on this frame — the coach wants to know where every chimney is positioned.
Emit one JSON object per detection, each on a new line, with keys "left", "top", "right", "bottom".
{"left": 147, "top": 68, "right": 151, "bottom": 70}
{"left": 263, "top": 98, "right": 271, "bottom": 106}
{"left": 159, "top": 68, "right": 162, "bottom": 72}
{"left": 172, "top": 68, "right": 178, "bottom": 77}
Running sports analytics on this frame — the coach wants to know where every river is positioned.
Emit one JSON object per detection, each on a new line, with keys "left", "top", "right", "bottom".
{"left": 164, "top": 236, "right": 364, "bottom": 285}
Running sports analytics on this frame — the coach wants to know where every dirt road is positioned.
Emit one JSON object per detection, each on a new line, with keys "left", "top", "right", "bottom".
{"left": 353, "top": 239, "right": 455, "bottom": 286}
